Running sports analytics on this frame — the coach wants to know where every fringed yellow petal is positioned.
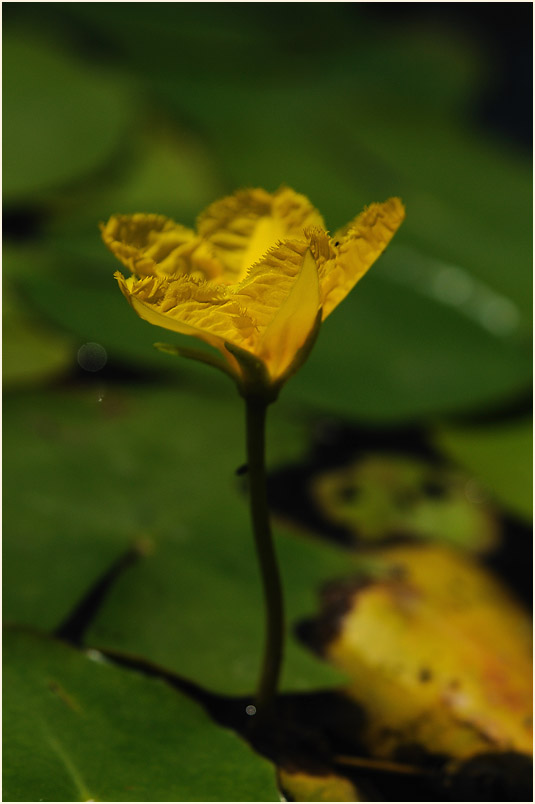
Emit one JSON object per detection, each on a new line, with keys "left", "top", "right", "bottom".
{"left": 233, "top": 239, "right": 310, "bottom": 328}
{"left": 197, "top": 186, "right": 324, "bottom": 282}
{"left": 115, "top": 236, "right": 321, "bottom": 385}
{"left": 257, "top": 248, "right": 321, "bottom": 380}
{"left": 114, "top": 270, "right": 246, "bottom": 376}
{"left": 107, "top": 190, "right": 405, "bottom": 394}
{"left": 102, "top": 213, "right": 223, "bottom": 280}
{"left": 309, "top": 197, "right": 405, "bottom": 319}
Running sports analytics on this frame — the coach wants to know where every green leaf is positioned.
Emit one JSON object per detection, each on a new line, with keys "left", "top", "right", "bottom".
{"left": 95, "top": 129, "right": 223, "bottom": 225}
{"left": 4, "top": 628, "right": 278, "bottom": 801}
{"left": 433, "top": 420, "right": 533, "bottom": 521}
{"left": 287, "top": 266, "right": 531, "bottom": 422}
{"left": 3, "top": 384, "right": 356, "bottom": 695}
{"left": 18, "top": 271, "right": 216, "bottom": 380}
{"left": 147, "top": 24, "right": 531, "bottom": 325}
{"left": 3, "top": 283, "right": 75, "bottom": 389}
{"left": 3, "top": 32, "right": 132, "bottom": 201}
{"left": 9, "top": 11, "right": 530, "bottom": 422}
{"left": 43, "top": 126, "right": 225, "bottom": 243}
{"left": 17, "top": 250, "right": 531, "bottom": 422}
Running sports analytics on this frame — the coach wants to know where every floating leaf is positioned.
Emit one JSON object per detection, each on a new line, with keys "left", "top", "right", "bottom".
{"left": 44, "top": 126, "right": 224, "bottom": 244}
{"left": 286, "top": 269, "right": 531, "bottom": 422}
{"left": 3, "top": 31, "right": 132, "bottom": 201}
{"left": 7, "top": 10, "right": 531, "bottom": 423}
{"left": 17, "top": 253, "right": 532, "bottom": 422}
{"left": 4, "top": 628, "right": 278, "bottom": 801}
{"left": 3, "top": 384, "right": 357, "bottom": 695}
{"left": 434, "top": 420, "right": 532, "bottom": 522}
{"left": 3, "top": 283, "right": 74, "bottom": 389}
{"left": 17, "top": 273, "right": 218, "bottom": 379}
{"left": 96, "top": 128, "right": 223, "bottom": 225}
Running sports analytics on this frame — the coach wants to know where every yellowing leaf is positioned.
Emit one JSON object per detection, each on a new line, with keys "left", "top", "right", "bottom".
{"left": 278, "top": 768, "right": 362, "bottom": 802}
{"left": 323, "top": 546, "right": 532, "bottom": 761}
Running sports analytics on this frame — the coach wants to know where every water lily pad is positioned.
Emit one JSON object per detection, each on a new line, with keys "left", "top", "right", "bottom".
{"left": 434, "top": 420, "right": 532, "bottom": 522}
{"left": 4, "top": 628, "right": 278, "bottom": 801}
{"left": 3, "top": 383, "right": 356, "bottom": 695}
{"left": 3, "top": 284, "right": 75, "bottom": 389}
{"left": 287, "top": 266, "right": 531, "bottom": 421}
{"left": 3, "top": 32, "right": 132, "bottom": 200}
{"left": 18, "top": 248, "right": 532, "bottom": 423}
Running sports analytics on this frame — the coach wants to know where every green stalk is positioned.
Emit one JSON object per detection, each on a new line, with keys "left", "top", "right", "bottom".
{"left": 245, "top": 395, "right": 284, "bottom": 715}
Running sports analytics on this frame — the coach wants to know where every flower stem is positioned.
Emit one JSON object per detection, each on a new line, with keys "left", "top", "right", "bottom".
{"left": 245, "top": 395, "right": 284, "bottom": 715}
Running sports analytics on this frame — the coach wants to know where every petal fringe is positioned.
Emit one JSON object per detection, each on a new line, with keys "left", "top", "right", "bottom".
{"left": 309, "top": 197, "right": 405, "bottom": 319}
{"left": 197, "top": 186, "right": 324, "bottom": 281}
{"left": 106, "top": 192, "right": 404, "bottom": 390}
{"left": 102, "top": 213, "right": 223, "bottom": 280}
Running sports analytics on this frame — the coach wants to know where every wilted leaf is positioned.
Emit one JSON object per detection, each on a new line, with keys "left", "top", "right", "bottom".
{"left": 4, "top": 628, "right": 278, "bottom": 802}
{"left": 317, "top": 546, "right": 532, "bottom": 761}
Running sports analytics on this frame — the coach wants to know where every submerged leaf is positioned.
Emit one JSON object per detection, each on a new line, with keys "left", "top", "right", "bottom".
{"left": 312, "top": 454, "right": 497, "bottom": 552}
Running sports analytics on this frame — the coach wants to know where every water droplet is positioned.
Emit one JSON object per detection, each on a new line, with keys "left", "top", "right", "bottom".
{"left": 245, "top": 704, "right": 256, "bottom": 716}
{"left": 77, "top": 342, "right": 107, "bottom": 372}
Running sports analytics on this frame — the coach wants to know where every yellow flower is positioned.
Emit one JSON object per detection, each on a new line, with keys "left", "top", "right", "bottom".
{"left": 101, "top": 187, "right": 404, "bottom": 399}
